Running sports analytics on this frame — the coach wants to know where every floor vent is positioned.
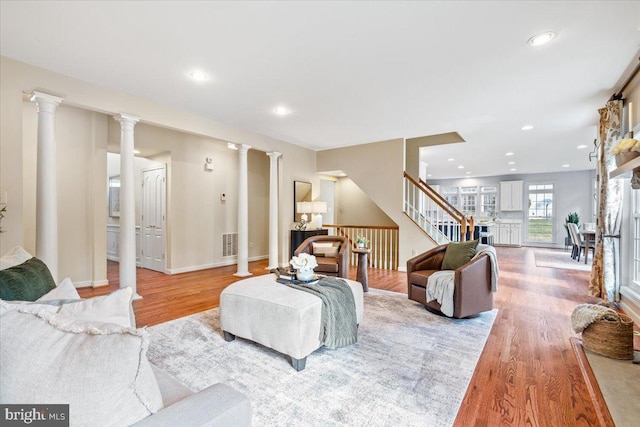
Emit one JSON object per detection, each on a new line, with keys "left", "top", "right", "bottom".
{"left": 222, "top": 232, "right": 238, "bottom": 257}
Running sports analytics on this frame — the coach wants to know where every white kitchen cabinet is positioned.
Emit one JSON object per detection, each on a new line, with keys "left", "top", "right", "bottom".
{"left": 488, "top": 222, "right": 522, "bottom": 246}
{"left": 500, "top": 181, "right": 523, "bottom": 211}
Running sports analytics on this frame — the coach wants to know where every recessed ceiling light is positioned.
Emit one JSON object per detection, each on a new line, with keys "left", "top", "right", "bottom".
{"left": 521, "top": 125, "right": 534, "bottom": 131}
{"left": 447, "top": 158, "right": 455, "bottom": 162}
{"left": 527, "top": 31, "right": 556, "bottom": 46}
{"left": 274, "top": 106, "right": 290, "bottom": 116}
{"left": 458, "top": 165, "right": 464, "bottom": 169}
{"left": 505, "top": 152, "right": 514, "bottom": 156}
{"left": 189, "top": 70, "right": 208, "bottom": 81}
{"left": 508, "top": 161, "right": 516, "bottom": 165}
{"left": 510, "top": 168, "right": 517, "bottom": 171}
{"left": 577, "top": 145, "right": 588, "bottom": 149}
{"left": 562, "top": 164, "right": 570, "bottom": 168}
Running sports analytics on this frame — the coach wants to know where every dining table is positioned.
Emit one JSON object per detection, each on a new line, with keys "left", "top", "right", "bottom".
{"left": 580, "top": 229, "right": 596, "bottom": 264}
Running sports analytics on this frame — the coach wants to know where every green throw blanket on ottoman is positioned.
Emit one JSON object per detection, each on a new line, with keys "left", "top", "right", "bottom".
{"left": 285, "top": 277, "right": 358, "bottom": 349}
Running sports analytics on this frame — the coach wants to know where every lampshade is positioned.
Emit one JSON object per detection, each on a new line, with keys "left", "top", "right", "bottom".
{"left": 296, "top": 201, "right": 313, "bottom": 214}
{"left": 311, "top": 201, "right": 327, "bottom": 214}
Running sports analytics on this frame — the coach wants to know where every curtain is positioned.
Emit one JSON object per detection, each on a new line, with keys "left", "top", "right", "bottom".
{"left": 589, "top": 100, "right": 623, "bottom": 301}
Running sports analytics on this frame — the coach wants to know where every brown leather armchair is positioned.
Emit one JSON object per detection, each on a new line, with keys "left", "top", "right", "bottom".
{"left": 406, "top": 244, "right": 493, "bottom": 318}
{"left": 294, "top": 235, "right": 350, "bottom": 279}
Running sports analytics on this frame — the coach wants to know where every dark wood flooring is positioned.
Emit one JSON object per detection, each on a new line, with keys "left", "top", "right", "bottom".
{"left": 78, "top": 246, "right": 630, "bottom": 426}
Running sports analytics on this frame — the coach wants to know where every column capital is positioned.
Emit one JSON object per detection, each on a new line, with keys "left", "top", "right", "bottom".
{"left": 114, "top": 113, "right": 140, "bottom": 125}
{"left": 29, "top": 91, "right": 63, "bottom": 113}
{"left": 238, "top": 144, "right": 252, "bottom": 153}
{"left": 266, "top": 151, "right": 282, "bottom": 159}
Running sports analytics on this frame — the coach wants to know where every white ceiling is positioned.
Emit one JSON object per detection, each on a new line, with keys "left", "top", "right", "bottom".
{"left": 2, "top": 1, "right": 639, "bottom": 179}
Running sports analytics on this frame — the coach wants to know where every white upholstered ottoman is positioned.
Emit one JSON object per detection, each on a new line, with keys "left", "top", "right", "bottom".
{"left": 220, "top": 275, "right": 364, "bottom": 371}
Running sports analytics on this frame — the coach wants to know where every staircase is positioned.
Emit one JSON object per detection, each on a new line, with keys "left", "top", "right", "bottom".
{"left": 403, "top": 172, "right": 474, "bottom": 244}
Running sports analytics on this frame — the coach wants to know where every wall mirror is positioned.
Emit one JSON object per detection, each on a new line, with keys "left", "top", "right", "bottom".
{"left": 108, "top": 176, "right": 121, "bottom": 217}
{"left": 293, "top": 181, "right": 312, "bottom": 222}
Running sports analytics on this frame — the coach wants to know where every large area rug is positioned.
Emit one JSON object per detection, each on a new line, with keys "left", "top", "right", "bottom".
{"left": 534, "top": 248, "right": 592, "bottom": 271}
{"left": 147, "top": 289, "right": 497, "bottom": 427}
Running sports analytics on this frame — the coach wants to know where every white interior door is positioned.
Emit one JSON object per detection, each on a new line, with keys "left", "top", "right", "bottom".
{"left": 141, "top": 165, "right": 166, "bottom": 272}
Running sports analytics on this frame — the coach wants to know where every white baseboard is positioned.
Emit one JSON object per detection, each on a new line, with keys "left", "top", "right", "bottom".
{"left": 166, "top": 255, "right": 269, "bottom": 275}
{"left": 73, "top": 280, "right": 93, "bottom": 288}
{"left": 72, "top": 279, "right": 110, "bottom": 288}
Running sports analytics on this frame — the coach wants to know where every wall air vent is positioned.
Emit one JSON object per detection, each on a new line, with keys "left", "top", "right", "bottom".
{"left": 222, "top": 232, "right": 238, "bottom": 257}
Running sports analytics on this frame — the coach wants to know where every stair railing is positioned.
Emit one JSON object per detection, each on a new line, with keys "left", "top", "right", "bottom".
{"left": 403, "top": 172, "right": 474, "bottom": 243}
{"left": 323, "top": 224, "right": 399, "bottom": 270}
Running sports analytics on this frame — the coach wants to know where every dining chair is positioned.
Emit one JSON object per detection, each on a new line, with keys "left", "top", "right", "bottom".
{"left": 568, "top": 223, "right": 594, "bottom": 262}
{"left": 567, "top": 223, "right": 580, "bottom": 259}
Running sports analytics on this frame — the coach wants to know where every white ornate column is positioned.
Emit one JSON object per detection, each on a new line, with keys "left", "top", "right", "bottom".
{"left": 30, "top": 91, "right": 63, "bottom": 282}
{"left": 266, "top": 151, "right": 282, "bottom": 269}
{"left": 115, "top": 114, "right": 140, "bottom": 297}
{"left": 235, "top": 144, "right": 252, "bottom": 277}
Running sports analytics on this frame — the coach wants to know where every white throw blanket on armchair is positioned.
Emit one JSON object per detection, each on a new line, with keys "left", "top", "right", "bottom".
{"left": 425, "top": 244, "right": 499, "bottom": 317}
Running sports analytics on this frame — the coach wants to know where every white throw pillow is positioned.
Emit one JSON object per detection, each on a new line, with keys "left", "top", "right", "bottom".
{"left": 0, "top": 246, "right": 33, "bottom": 270}
{"left": 37, "top": 278, "right": 80, "bottom": 301}
{"left": 0, "top": 286, "right": 134, "bottom": 328}
{"left": 57, "top": 287, "right": 134, "bottom": 328}
{"left": 0, "top": 308, "right": 163, "bottom": 426}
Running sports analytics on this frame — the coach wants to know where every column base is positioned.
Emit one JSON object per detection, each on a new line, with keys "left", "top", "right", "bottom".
{"left": 233, "top": 271, "right": 253, "bottom": 277}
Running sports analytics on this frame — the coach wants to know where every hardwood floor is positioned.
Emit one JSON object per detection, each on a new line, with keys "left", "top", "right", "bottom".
{"left": 79, "top": 247, "right": 621, "bottom": 425}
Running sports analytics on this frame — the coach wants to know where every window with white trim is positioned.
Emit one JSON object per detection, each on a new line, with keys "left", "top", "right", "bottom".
{"left": 527, "top": 183, "right": 554, "bottom": 243}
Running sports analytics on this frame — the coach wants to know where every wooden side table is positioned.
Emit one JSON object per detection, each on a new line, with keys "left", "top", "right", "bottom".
{"left": 353, "top": 247, "right": 371, "bottom": 292}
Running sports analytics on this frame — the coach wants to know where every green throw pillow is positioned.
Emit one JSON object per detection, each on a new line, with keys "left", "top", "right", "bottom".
{"left": 441, "top": 240, "right": 479, "bottom": 270}
{"left": 0, "top": 257, "right": 57, "bottom": 301}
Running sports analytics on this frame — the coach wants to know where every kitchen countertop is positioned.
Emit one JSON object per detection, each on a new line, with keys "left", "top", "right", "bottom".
{"left": 476, "top": 219, "right": 523, "bottom": 225}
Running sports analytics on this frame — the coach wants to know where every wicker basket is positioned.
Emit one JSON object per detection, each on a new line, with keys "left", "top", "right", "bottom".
{"left": 582, "top": 306, "right": 634, "bottom": 360}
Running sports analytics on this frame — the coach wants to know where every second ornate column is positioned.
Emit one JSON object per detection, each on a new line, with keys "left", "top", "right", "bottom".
{"left": 115, "top": 114, "right": 140, "bottom": 297}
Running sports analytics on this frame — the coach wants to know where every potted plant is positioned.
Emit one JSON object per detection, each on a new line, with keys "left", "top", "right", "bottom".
{"left": 355, "top": 235, "right": 369, "bottom": 249}
{"left": 610, "top": 138, "right": 640, "bottom": 166}
{"left": 564, "top": 212, "right": 579, "bottom": 243}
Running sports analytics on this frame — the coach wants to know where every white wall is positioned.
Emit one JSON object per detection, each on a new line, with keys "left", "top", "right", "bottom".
{"left": 335, "top": 177, "right": 396, "bottom": 226}
{"left": 105, "top": 120, "right": 270, "bottom": 272}
{"left": 21, "top": 103, "right": 108, "bottom": 286}
{"left": 427, "top": 170, "right": 596, "bottom": 247}
{"left": 1, "top": 56, "right": 317, "bottom": 282}
{"left": 317, "top": 138, "right": 436, "bottom": 268}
